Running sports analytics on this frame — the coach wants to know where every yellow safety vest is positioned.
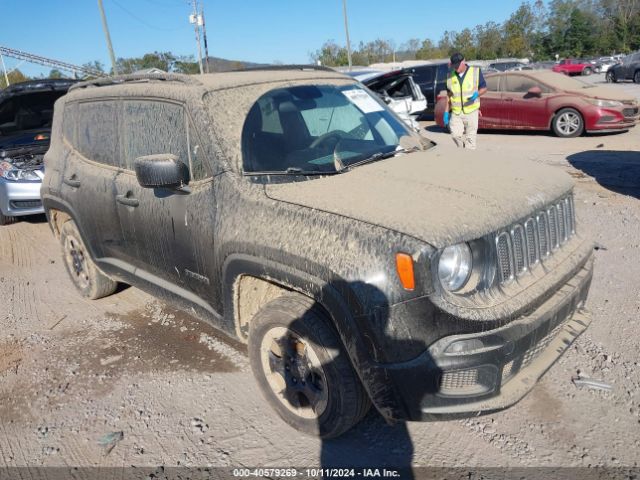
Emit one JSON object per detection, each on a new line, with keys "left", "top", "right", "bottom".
{"left": 447, "top": 66, "right": 480, "bottom": 114}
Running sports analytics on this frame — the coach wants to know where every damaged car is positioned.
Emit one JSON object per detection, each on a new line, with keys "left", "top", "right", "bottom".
{"left": 346, "top": 69, "right": 426, "bottom": 130}
{"left": 0, "top": 79, "right": 77, "bottom": 224}
{"left": 43, "top": 69, "right": 594, "bottom": 438}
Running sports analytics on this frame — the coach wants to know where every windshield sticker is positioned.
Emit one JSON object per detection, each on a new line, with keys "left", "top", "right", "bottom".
{"left": 342, "top": 89, "right": 384, "bottom": 113}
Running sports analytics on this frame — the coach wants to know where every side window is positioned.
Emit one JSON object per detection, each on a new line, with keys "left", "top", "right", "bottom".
{"left": 411, "top": 66, "right": 435, "bottom": 85}
{"left": 62, "top": 102, "right": 77, "bottom": 146}
{"left": 122, "top": 100, "right": 188, "bottom": 172}
{"left": 438, "top": 64, "right": 450, "bottom": 82}
{"left": 504, "top": 75, "right": 550, "bottom": 93}
{"left": 76, "top": 101, "right": 120, "bottom": 167}
{"left": 485, "top": 75, "right": 500, "bottom": 92}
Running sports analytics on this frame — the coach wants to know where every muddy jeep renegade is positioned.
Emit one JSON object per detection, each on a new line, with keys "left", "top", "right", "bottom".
{"left": 42, "top": 69, "right": 594, "bottom": 438}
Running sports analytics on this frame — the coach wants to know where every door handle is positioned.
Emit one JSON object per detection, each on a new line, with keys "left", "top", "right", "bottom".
{"left": 63, "top": 175, "right": 81, "bottom": 188}
{"left": 505, "top": 98, "right": 514, "bottom": 102}
{"left": 116, "top": 194, "right": 139, "bottom": 208}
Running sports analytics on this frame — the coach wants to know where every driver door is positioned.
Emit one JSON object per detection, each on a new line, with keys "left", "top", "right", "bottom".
{"left": 501, "top": 74, "right": 551, "bottom": 128}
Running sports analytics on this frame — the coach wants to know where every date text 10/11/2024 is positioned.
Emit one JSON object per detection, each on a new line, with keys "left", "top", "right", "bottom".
{"left": 232, "top": 468, "right": 402, "bottom": 478}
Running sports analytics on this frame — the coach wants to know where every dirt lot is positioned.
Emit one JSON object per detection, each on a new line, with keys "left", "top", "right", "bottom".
{"left": 1, "top": 74, "right": 639, "bottom": 473}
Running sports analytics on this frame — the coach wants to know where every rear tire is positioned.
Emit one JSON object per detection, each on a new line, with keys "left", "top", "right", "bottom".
{"left": 582, "top": 67, "right": 592, "bottom": 76}
{"left": 552, "top": 108, "right": 584, "bottom": 138}
{"left": 606, "top": 71, "right": 617, "bottom": 83}
{"left": 248, "top": 293, "right": 370, "bottom": 439}
{"left": 60, "top": 220, "right": 117, "bottom": 299}
{"left": 634, "top": 71, "right": 640, "bottom": 84}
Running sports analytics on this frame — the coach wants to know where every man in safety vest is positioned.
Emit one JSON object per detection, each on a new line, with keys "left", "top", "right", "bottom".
{"left": 443, "top": 52, "right": 487, "bottom": 150}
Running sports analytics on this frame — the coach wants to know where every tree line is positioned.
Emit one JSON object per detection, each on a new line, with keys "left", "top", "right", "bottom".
{"left": 310, "top": 0, "right": 640, "bottom": 66}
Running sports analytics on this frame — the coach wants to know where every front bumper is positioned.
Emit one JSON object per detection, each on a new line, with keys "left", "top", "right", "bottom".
{"left": 0, "top": 179, "right": 44, "bottom": 217}
{"left": 374, "top": 254, "right": 593, "bottom": 421}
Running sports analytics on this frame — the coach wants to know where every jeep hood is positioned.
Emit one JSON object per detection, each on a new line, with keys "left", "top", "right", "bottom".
{"left": 264, "top": 148, "right": 574, "bottom": 248}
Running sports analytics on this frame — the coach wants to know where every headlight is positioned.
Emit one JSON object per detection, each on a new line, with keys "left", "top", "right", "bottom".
{"left": 586, "top": 98, "right": 623, "bottom": 108}
{"left": 0, "top": 161, "right": 43, "bottom": 181}
{"left": 438, "top": 243, "right": 472, "bottom": 291}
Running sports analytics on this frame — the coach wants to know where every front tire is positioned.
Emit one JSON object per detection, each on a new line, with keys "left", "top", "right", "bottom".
{"left": 248, "top": 293, "right": 370, "bottom": 439}
{"left": 634, "top": 71, "right": 640, "bottom": 84}
{"left": 582, "top": 67, "right": 592, "bottom": 76}
{"left": 606, "top": 71, "right": 617, "bottom": 83}
{"left": 60, "top": 220, "right": 117, "bottom": 299}
{"left": 552, "top": 108, "right": 584, "bottom": 138}
{"left": 0, "top": 212, "right": 15, "bottom": 226}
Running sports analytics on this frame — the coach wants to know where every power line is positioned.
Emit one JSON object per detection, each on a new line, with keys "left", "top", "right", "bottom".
{"left": 109, "top": 0, "right": 186, "bottom": 32}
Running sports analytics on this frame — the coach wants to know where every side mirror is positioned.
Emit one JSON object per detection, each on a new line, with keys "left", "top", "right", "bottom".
{"left": 134, "top": 154, "right": 189, "bottom": 191}
{"left": 527, "top": 86, "right": 542, "bottom": 96}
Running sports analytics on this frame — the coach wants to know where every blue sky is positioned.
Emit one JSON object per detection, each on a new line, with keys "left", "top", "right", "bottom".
{"left": 2, "top": 0, "right": 531, "bottom": 77}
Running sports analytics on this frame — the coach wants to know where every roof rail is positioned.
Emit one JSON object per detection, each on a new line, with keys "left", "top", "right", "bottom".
{"left": 229, "top": 64, "right": 337, "bottom": 73}
{"left": 69, "top": 72, "right": 202, "bottom": 91}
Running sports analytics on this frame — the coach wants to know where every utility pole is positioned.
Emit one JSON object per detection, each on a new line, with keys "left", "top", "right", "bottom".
{"left": 201, "top": 6, "right": 210, "bottom": 73}
{"left": 97, "top": 0, "right": 118, "bottom": 75}
{"left": 342, "top": 0, "right": 353, "bottom": 71}
{"left": 190, "top": 0, "right": 204, "bottom": 74}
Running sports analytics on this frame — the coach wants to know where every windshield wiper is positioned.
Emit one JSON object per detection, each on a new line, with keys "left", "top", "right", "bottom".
{"left": 336, "top": 148, "right": 414, "bottom": 173}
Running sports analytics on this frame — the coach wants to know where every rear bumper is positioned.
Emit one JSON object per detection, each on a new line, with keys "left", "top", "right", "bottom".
{"left": 372, "top": 253, "right": 593, "bottom": 421}
{"left": 0, "top": 179, "right": 44, "bottom": 217}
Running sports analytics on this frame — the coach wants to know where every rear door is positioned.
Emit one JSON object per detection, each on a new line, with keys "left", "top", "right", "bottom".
{"left": 502, "top": 74, "right": 552, "bottom": 128}
{"left": 59, "top": 100, "right": 125, "bottom": 271}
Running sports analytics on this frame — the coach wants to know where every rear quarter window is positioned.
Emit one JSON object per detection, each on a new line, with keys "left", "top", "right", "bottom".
{"left": 76, "top": 101, "right": 120, "bottom": 167}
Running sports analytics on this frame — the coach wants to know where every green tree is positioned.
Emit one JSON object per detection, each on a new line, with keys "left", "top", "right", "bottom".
{"left": 454, "top": 28, "right": 476, "bottom": 58}
{"left": 81, "top": 60, "right": 106, "bottom": 78}
{"left": 475, "top": 22, "right": 504, "bottom": 59}
{"left": 564, "top": 7, "right": 597, "bottom": 56}
{"left": 0, "top": 69, "right": 29, "bottom": 89}
{"left": 48, "top": 69, "right": 65, "bottom": 79}
{"left": 309, "top": 40, "right": 349, "bottom": 66}
{"left": 503, "top": 2, "right": 537, "bottom": 57}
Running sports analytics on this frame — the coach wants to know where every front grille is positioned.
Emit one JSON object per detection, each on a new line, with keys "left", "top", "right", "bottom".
{"left": 441, "top": 369, "right": 478, "bottom": 390}
{"left": 622, "top": 107, "right": 638, "bottom": 118}
{"left": 502, "top": 317, "right": 570, "bottom": 384}
{"left": 495, "top": 195, "right": 576, "bottom": 285}
{"left": 10, "top": 200, "right": 42, "bottom": 209}
{"left": 439, "top": 365, "right": 498, "bottom": 396}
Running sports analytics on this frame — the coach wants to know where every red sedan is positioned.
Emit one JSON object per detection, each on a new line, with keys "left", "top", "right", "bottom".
{"left": 435, "top": 71, "right": 639, "bottom": 137}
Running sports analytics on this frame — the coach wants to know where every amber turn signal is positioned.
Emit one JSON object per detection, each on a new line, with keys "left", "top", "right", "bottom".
{"left": 395, "top": 253, "right": 415, "bottom": 290}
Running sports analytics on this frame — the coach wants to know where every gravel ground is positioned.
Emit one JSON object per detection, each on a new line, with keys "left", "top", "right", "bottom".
{"left": 0, "top": 73, "right": 639, "bottom": 474}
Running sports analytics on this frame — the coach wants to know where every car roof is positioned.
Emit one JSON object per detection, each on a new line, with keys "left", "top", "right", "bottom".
{"left": 70, "top": 67, "right": 353, "bottom": 94}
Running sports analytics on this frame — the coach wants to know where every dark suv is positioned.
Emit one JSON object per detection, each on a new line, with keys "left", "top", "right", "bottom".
{"left": 43, "top": 69, "right": 594, "bottom": 438}
{"left": 607, "top": 51, "right": 640, "bottom": 83}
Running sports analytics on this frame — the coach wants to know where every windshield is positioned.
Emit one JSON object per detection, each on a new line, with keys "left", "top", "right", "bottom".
{"left": 241, "top": 84, "right": 415, "bottom": 175}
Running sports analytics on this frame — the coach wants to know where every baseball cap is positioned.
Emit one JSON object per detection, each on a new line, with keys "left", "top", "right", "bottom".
{"left": 450, "top": 52, "right": 464, "bottom": 68}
